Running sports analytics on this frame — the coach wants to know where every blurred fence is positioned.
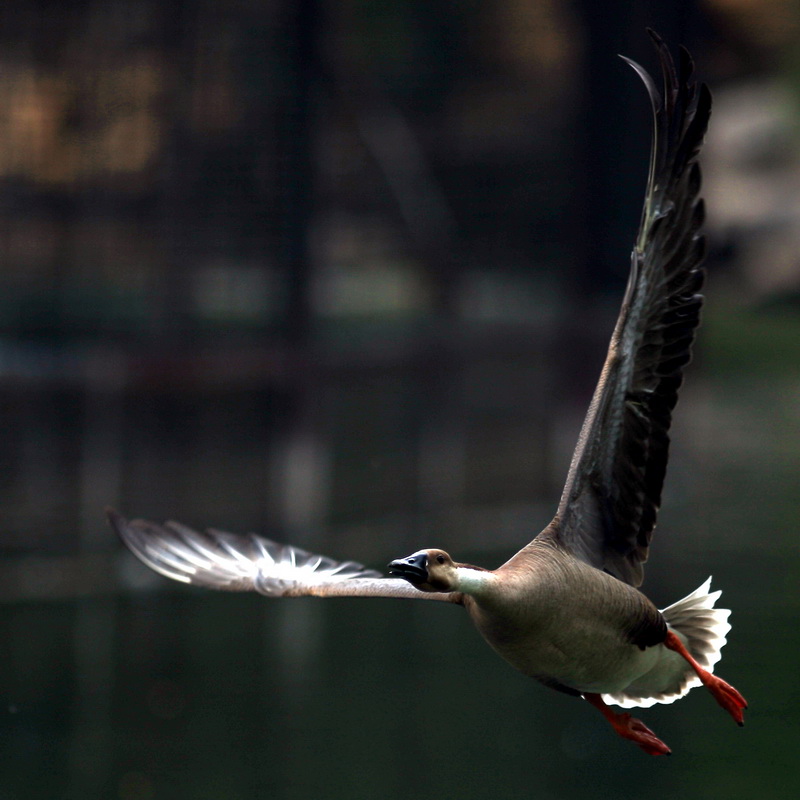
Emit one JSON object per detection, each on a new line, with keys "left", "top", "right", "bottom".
{"left": 0, "top": 0, "right": 625, "bottom": 568}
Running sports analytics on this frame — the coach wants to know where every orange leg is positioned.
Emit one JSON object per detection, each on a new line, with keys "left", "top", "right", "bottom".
{"left": 583, "top": 693, "right": 671, "bottom": 756}
{"left": 663, "top": 630, "right": 747, "bottom": 726}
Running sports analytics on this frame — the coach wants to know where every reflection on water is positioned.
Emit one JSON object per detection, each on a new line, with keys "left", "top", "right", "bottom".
{"left": 1, "top": 305, "right": 799, "bottom": 799}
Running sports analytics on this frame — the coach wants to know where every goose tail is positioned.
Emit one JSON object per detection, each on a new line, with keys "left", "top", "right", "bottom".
{"left": 603, "top": 577, "right": 731, "bottom": 708}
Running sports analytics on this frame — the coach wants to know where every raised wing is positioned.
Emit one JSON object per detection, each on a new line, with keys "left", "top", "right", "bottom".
{"left": 109, "top": 509, "right": 458, "bottom": 602}
{"left": 550, "top": 32, "right": 712, "bottom": 586}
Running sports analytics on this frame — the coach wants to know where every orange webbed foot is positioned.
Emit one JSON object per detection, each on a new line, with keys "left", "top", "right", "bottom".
{"left": 583, "top": 693, "right": 671, "bottom": 756}
{"left": 614, "top": 712, "right": 672, "bottom": 756}
{"left": 663, "top": 630, "right": 747, "bottom": 726}
{"left": 704, "top": 673, "right": 748, "bottom": 726}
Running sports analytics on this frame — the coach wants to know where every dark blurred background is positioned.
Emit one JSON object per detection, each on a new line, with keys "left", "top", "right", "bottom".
{"left": 1, "top": 1, "right": 798, "bottom": 798}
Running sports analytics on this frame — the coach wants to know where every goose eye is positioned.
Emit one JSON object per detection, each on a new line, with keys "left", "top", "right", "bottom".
{"left": 436, "top": 554, "right": 446, "bottom": 564}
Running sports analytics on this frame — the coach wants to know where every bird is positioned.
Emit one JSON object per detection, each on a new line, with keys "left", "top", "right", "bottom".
{"left": 108, "top": 31, "right": 746, "bottom": 756}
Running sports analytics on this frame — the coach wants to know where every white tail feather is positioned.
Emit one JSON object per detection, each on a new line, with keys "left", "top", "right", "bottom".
{"left": 602, "top": 577, "right": 732, "bottom": 708}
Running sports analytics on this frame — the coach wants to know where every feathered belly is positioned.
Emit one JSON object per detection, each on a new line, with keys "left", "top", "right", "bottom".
{"left": 470, "top": 601, "right": 663, "bottom": 694}
{"left": 508, "top": 627, "right": 660, "bottom": 693}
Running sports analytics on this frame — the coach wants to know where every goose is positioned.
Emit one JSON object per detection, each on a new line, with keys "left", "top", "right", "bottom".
{"left": 108, "top": 31, "right": 746, "bottom": 756}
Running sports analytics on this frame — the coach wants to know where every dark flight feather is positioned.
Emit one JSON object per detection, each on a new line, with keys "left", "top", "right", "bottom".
{"left": 549, "top": 30, "right": 711, "bottom": 586}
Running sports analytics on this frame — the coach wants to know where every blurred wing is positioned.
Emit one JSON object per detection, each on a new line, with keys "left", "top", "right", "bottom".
{"left": 109, "top": 510, "right": 458, "bottom": 602}
{"left": 549, "top": 32, "right": 711, "bottom": 586}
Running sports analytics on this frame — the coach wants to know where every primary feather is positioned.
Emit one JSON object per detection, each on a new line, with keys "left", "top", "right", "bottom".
{"left": 109, "top": 510, "right": 458, "bottom": 602}
{"left": 551, "top": 30, "right": 712, "bottom": 586}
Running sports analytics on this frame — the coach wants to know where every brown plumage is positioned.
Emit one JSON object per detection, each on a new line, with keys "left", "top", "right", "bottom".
{"left": 108, "top": 32, "right": 746, "bottom": 756}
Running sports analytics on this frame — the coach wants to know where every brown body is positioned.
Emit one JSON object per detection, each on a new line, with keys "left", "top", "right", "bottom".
{"left": 464, "top": 537, "right": 666, "bottom": 695}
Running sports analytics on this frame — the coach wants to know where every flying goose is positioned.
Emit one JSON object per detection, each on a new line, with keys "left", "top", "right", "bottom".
{"left": 109, "top": 31, "right": 746, "bottom": 756}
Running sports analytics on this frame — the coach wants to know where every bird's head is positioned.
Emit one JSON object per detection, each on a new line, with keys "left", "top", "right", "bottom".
{"left": 388, "top": 548, "right": 458, "bottom": 593}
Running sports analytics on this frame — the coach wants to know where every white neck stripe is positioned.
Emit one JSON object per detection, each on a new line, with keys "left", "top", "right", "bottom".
{"left": 454, "top": 566, "right": 493, "bottom": 596}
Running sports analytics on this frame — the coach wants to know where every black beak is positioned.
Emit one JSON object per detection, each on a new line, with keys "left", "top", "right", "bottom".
{"left": 388, "top": 552, "right": 428, "bottom": 584}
